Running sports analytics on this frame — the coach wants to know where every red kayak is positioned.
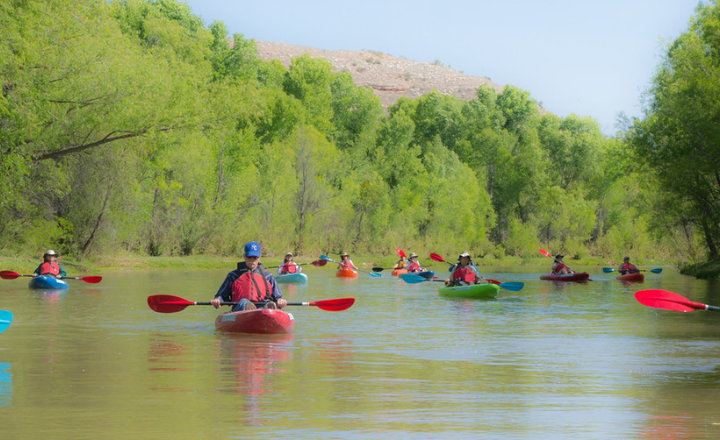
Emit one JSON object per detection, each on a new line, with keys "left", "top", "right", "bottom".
{"left": 540, "top": 272, "right": 590, "bottom": 282}
{"left": 336, "top": 268, "right": 358, "bottom": 278}
{"left": 617, "top": 272, "right": 644, "bottom": 282}
{"left": 215, "top": 309, "right": 295, "bottom": 334}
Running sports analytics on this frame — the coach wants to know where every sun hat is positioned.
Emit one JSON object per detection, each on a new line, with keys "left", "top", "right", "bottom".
{"left": 459, "top": 252, "right": 471, "bottom": 259}
{"left": 340, "top": 252, "right": 349, "bottom": 257}
{"left": 555, "top": 254, "right": 564, "bottom": 259}
{"left": 44, "top": 250, "right": 58, "bottom": 256}
{"left": 286, "top": 252, "right": 293, "bottom": 257}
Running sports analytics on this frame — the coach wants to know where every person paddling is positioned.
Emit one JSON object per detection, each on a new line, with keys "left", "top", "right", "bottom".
{"left": 444, "top": 252, "right": 485, "bottom": 286}
{"left": 278, "top": 252, "right": 302, "bottom": 275}
{"left": 33, "top": 250, "right": 67, "bottom": 279}
{"left": 406, "top": 253, "right": 424, "bottom": 273}
{"left": 551, "top": 254, "right": 573, "bottom": 275}
{"left": 337, "top": 252, "right": 358, "bottom": 271}
{"left": 393, "top": 256, "right": 407, "bottom": 270}
{"left": 211, "top": 241, "right": 287, "bottom": 311}
{"left": 619, "top": 257, "right": 639, "bottom": 275}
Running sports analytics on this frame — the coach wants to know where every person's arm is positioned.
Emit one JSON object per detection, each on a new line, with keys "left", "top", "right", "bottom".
{"left": 33, "top": 264, "right": 41, "bottom": 276}
{"left": 296, "top": 263, "right": 302, "bottom": 273}
{"left": 58, "top": 263, "right": 67, "bottom": 278}
{"left": 349, "top": 260, "right": 358, "bottom": 270}
{"left": 266, "top": 273, "right": 287, "bottom": 308}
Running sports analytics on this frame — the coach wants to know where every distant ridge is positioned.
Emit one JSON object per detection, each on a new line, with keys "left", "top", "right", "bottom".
{"left": 254, "top": 41, "right": 548, "bottom": 114}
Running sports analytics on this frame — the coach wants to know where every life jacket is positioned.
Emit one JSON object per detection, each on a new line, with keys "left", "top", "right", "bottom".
{"left": 552, "top": 262, "right": 569, "bottom": 274}
{"left": 39, "top": 261, "right": 60, "bottom": 276}
{"left": 231, "top": 264, "right": 272, "bottom": 303}
{"left": 339, "top": 259, "right": 353, "bottom": 270}
{"left": 620, "top": 263, "right": 638, "bottom": 273}
{"left": 452, "top": 265, "right": 476, "bottom": 283}
{"left": 280, "top": 262, "right": 297, "bottom": 274}
{"left": 408, "top": 261, "right": 421, "bottom": 272}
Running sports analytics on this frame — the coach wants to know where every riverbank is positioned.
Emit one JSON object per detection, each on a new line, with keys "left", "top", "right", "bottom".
{"left": 0, "top": 253, "right": 673, "bottom": 274}
{"left": 680, "top": 259, "right": 720, "bottom": 279}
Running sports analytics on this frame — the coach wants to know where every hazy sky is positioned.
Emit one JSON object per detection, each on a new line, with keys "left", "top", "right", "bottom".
{"left": 182, "top": 0, "right": 701, "bottom": 135}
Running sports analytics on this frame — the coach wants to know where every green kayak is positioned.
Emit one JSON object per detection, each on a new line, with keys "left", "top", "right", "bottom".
{"left": 438, "top": 283, "right": 499, "bottom": 299}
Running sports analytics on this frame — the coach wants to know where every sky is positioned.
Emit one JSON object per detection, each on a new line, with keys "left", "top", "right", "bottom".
{"left": 181, "top": 0, "right": 702, "bottom": 136}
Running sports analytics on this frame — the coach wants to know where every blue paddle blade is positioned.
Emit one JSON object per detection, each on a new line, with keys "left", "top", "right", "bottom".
{"left": 401, "top": 274, "right": 426, "bottom": 284}
{"left": 602, "top": 268, "right": 615, "bottom": 273}
{"left": 320, "top": 255, "right": 332, "bottom": 261}
{"left": 369, "top": 272, "right": 382, "bottom": 278}
{"left": 0, "top": 310, "right": 13, "bottom": 334}
{"left": 650, "top": 268, "right": 663, "bottom": 274}
{"left": 498, "top": 282, "right": 524, "bottom": 292}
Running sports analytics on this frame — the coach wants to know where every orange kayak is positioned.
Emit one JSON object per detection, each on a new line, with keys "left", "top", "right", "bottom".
{"left": 617, "top": 272, "right": 644, "bottom": 282}
{"left": 336, "top": 268, "right": 358, "bottom": 278}
{"left": 391, "top": 269, "right": 408, "bottom": 277}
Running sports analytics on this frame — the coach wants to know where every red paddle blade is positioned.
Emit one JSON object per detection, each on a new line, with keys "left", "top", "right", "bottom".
{"left": 310, "top": 259, "right": 328, "bottom": 267}
{"left": 310, "top": 297, "right": 355, "bottom": 311}
{"left": 429, "top": 253, "right": 447, "bottom": 263}
{"left": 80, "top": 276, "right": 103, "bottom": 283}
{"left": 148, "top": 295, "right": 195, "bottom": 313}
{"left": 396, "top": 248, "right": 407, "bottom": 258}
{"left": 486, "top": 279, "right": 501, "bottom": 285}
{"left": 635, "top": 290, "right": 705, "bottom": 312}
{"left": 539, "top": 248, "right": 553, "bottom": 258}
{"left": 0, "top": 270, "right": 21, "bottom": 280}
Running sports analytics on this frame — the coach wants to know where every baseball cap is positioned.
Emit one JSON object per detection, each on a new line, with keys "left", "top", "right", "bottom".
{"left": 244, "top": 241, "right": 261, "bottom": 258}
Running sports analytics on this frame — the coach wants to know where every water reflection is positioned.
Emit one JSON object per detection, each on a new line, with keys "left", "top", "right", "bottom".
{"left": 216, "top": 334, "right": 294, "bottom": 426}
{"left": 0, "top": 362, "right": 11, "bottom": 407}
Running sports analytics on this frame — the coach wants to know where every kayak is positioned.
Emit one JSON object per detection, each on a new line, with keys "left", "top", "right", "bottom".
{"left": 336, "top": 268, "right": 358, "bottom": 278}
{"left": 438, "top": 283, "right": 499, "bottom": 299}
{"left": 28, "top": 275, "right": 69, "bottom": 290}
{"left": 275, "top": 273, "right": 308, "bottom": 284}
{"left": 215, "top": 309, "right": 295, "bottom": 334}
{"left": 540, "top": 272, "right": 590, "bottom": 282}
{"left": 392, "top": 269, "right": 408, "bottom": 276}
{"left": 617, "top": 272, "right": 644, "bottom": 282}
{"left": 416, "top": 270, "right": 435, "bottom": 279}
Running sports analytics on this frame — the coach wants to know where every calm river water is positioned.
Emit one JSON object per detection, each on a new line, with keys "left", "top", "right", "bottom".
{"left": 1, "top": 264, "right": 720, "bottom": 439}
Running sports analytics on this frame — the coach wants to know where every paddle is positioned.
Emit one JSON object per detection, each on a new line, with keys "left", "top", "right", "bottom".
{"left": 602, "top": 267, "right": 663, "bottom": 274}
{"left": 635, "top": 289, "right": 720, "bottom": 312}
{"left": 400, "top": 273, "right": 524, "bottom": 291}
{"left": 148, "top": 294, "right": 355, "bottom": 313}
{"left": 396, "top": 248, "right": 407, "bottom": 258}
{"left": 0, "top": 270, "right": 102, "bottom": 283}
{"left": 265, "top": 259, "right": 328, "bottom": 269}
{"left": 0, "top": 310, "right": 13, "bottom": 334}
{"left": 319, "top": 255, "right": 381, "bottom": 277}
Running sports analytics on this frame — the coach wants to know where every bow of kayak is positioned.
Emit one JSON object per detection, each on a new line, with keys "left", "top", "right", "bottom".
{"left": 29, "top": 276, "right": 69, "bottom": 290}
{"left": 438, "top": 283, "right": 499, "bottom": 299}
{"left": 336, "top": 268, "right": 358, "bottom": 278}
{"left": 275, "top": 273, "right": 308, "bottom": 284}
{"left": 215, "top": 309, "right": 295, "bottom": 334}
{"left": 539, "top": 273, "right": 590, "bottom": 282}
{"left": 616, "top": 272, "right": 644, "bottom": 282}
{"left": 391, "top": 269, "right": 408, "bottom": 277}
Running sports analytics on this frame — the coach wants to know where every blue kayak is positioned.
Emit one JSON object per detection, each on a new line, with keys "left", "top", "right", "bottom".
{"left": 29, "top": 275, "right": 69, "bottom": 290}
{"left": 417, "top": 271, "right": 435, "bottom": 279}
{"left": 275, "top": 273, "right": 308, "bottom": 284}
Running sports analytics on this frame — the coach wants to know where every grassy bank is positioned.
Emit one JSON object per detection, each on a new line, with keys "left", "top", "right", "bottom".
{"left": 0, "top": 252, "right": 674, "bottom": 274}
{"left": 680, "top": 259, "right": 720, "bottom": 279}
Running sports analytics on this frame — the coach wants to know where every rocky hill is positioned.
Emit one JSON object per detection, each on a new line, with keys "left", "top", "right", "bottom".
{"left": 255, "top": 41, "right": 547, "bottom": 114}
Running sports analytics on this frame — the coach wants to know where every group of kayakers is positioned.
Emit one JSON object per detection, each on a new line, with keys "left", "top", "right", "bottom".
{"left": 393, "top": 253, "right": 425, "bottom": 273}
{"left": 550, "top": 254, "right": 639, "bottom": 275}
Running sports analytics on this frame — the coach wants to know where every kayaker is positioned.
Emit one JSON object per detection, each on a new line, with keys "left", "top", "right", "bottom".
{"left": 618, "top": 257, "right": 639, "bottom": 275}
{"left": 278, "top": 252, "right": 302, "bottom": 275}
{"left": 406, "top": 253, "right": 424, "bottom": 273}
{"left": 393, "top": 256, "right": 406, "bottom": 270}
{"left": 444, "top": 252, "right": 485, "bottom": 286}
{"left": 33, "top": 250, "right": 67, "bottom": 279}
{"left": 551, "top": 254, "right": 573, "bottom": 275}
{"left": 211, "top": 241, "right": 287, "bottom": 311}
{"left": 338, "top": 252, "right": 358, "bottom": 271}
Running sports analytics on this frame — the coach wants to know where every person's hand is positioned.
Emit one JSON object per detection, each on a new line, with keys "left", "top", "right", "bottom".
{"left": 56, "top": 275, "right": 62, "bottom": 279}
{"left": 444, "top": 278, "right": 451, "bottom": 287}
{"left": 276, "top": 298, "right": 287, "bottom": 308}
{"left": 210, "top": 298, "right": 222, "bottom": 309}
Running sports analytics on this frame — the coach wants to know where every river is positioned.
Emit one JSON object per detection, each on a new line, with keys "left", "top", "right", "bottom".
{"left": 1, "top": 264, "right": 719, "bottom": 439}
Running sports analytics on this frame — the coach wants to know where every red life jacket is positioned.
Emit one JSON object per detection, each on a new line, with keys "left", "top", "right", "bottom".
{"left": 453, "top": 265, "right": 476, "bottom": 283}
{"left": 280, "top": 262, "right": 297, "bottom": 274}
{"left": 340, "top": 260, "right": 353, "bottom": 270}
{"left": 231, "top": 271, "right": 271, "bottom": 302}
{"left": 553, "top": 263, "right": 569, "bottom": 274}
{"left": 39, "top": 262, "right": 60, "bottom": 276}
{"left": 408, "top": 261, "right": 421, "bottom": 272}
{"left": 620, "top": 263, "right": 637, "bottom": 272}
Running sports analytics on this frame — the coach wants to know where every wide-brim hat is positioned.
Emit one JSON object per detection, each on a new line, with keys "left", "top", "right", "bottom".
{"left": 44, "top": 249, "right": 58, "bottom": 256}
{"left": 409, "top": 252, "right": 418, "bottom": 258}
{"left": 340, "top": 252, "right": 349, "bottom": 257}
{"left": 459, "top": 252, "right": 471, "bottom": 259}
{"left": 286, "top": 252, "right": 293, "bottom": 257}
